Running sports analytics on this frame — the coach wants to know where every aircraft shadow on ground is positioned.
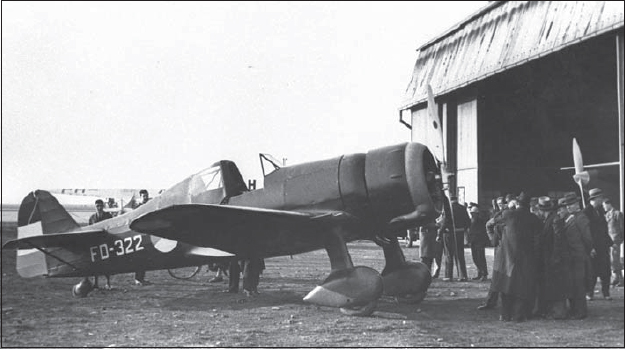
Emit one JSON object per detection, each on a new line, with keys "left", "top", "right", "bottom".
{"left": 159, "top": 288, "right": 307, "bottom": 312}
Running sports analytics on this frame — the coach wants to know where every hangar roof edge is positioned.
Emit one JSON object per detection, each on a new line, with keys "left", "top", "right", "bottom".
{"left": 400, "top": 1, "right": 625, "bottom": 111}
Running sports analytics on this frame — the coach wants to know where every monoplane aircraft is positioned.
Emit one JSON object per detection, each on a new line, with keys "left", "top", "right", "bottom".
{"left": 3, "top": 142, "right": 444, "bottom": 315}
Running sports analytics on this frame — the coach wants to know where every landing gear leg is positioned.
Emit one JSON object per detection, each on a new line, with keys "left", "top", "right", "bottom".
{"left": 303, "top": 231, "right": 383, "bottom": 316}
{"left": 377, "top": 235, "right": 431, "bottom": 304}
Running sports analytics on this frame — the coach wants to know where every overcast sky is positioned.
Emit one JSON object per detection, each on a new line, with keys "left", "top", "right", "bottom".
{"left": 2, "top": 1, "right": 487, "bottom": 204}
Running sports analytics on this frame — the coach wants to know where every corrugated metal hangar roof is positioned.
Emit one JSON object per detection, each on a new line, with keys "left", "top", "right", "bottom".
{"left": 400, "top": 1, "right": 624, "bottom": 109}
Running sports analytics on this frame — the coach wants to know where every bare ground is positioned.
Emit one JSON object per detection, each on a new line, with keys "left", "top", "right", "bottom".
{"left": 1, "top": 227, "right": 623, "bottom": 348}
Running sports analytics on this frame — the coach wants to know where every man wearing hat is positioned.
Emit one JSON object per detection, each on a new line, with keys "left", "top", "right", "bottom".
{"left": 489, "top": 192, "right": 542, "bottom": 321}
{"left": 530, "top": 197, "right": 540, "bottom": 217}
{"left": 583, "top": 188, "right": 613, "bottom": 300}
{"left": 439, "top": 196, "right": 470, "bottom": 281}
{"left": 535, "top": 196, "right": 568, "bottom": 319}
{"left": 554, "top": 192, "right": 593, "bottom": 319}
{"left": 477, "top": 195, "right": 510, "bottom": 310}
{"left": 468, "top": 206, "right": 489, "bottom": 281}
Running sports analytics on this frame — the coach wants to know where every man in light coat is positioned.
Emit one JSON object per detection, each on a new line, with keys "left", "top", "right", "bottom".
{"left": 603, "top": 198, "right": 624, "bottom": 287}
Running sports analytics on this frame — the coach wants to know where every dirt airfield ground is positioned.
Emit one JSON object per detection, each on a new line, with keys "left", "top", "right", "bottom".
{"left": 1, "top": 227, "right": 624, "bottom": 348}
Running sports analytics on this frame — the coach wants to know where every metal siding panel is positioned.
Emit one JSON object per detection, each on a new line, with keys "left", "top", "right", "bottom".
{"left": 400, "top": 0, "right": 624, "bottom": 110}
{"left": 457, "top": 99, "right": 478, "bottom": 170}
{"left": 411, "top": 108, "right": 428, "bottom": 145}
{"left": 457, "top": 168, "right": 478, "bottom": 206}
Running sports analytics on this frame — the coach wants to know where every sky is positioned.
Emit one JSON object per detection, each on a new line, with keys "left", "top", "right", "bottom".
{"left": 2, "top": 1, "right": 488, "bottom": 204}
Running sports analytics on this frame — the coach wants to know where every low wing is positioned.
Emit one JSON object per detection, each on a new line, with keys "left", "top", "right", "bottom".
{"left": 130, "top": 204, "right": 353, "bottom": 256}
{"left": 2, "top": 229, "right": 107, "bottom": 250}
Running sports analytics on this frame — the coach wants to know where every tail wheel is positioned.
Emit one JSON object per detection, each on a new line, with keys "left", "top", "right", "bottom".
{"left": 72, "top": 279, "right": 93, "bottom": 298}
{"left": 339, "top": 300, "right": 378, "bottom": 317}
{"left": 168, "top": 265, "right": 202, "bottom": 280}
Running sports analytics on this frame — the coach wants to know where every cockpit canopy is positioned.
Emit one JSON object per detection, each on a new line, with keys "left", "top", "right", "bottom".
{"left": 189, "top": 165, "right": 223, "bottom": 195}
{"left": 155, "top": 160, "right": 250, "bottom": 207}
{"left": 188, "top": 161, "right": 249, "bottom": 200}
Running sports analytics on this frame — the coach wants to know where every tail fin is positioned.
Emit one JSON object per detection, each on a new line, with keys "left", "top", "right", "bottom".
{"left": 15, "top": 190, "right": 80, "bottom": 277}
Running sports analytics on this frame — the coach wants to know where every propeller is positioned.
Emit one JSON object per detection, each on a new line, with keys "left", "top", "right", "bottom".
{"left": 572, "top": 138, "right": 587, "bottom": 207}
{"left": 426, "top": 84, "right": 446, "bottom": 167}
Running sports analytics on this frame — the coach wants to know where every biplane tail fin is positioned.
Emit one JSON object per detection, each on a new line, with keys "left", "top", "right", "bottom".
{"left": 14, "top": 190, "right": 80, "bottom": 277}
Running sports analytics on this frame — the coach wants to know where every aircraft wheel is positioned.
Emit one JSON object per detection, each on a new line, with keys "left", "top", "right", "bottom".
{"left": 168, "top": 265, "right": 202, "bottom": 280}
{"left": 339, "top": 300, "right": 377, "bottom": 317}
{"left": 72, "top": 279, "right": 93, "bottom": 298}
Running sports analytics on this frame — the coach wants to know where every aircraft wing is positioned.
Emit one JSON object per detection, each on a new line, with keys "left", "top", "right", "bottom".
{"left": 2, "top": 229, "right": 107, "bottom": 250}
{"left": 130, "top": 204, "right": 354, "bottom": 254}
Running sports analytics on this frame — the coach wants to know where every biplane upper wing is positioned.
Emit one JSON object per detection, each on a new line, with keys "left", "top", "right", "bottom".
{"left": 2, "top": 229, "right": 108, "bottom": 250}
{"left": 130, "top": 204, "right": 354, "bottom": 256}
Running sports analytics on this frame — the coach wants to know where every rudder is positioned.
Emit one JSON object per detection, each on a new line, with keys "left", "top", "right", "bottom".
{"left": 16, "top": 190, "right": 80, "bottom": 277}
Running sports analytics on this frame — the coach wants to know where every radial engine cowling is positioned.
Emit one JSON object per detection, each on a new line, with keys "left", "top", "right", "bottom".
{"left": 363, "top": 143, "right": 443, "bottom": 234}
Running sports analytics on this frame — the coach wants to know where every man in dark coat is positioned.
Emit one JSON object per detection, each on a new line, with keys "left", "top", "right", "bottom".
{"left": 89, "top": 199, "right": 113, "bottom": 225}
{"left": 242, "top": 257, "right": 265, "bottom": 296}
{"left": 440, "top": 196, "right": 470, "bottom": 281}
{"left": 468, "top": 206, "right": 489, "bottom": 280}
{"left": 553, "top": 192, "right": 593, "bottom": 319}
{"left": 489, "top": 193, "right": 542, "bottom": 321}
{"left": 133, "top": 189, "right": 152, "bottom": 286}
{"left": 583, "top": 188, "right": 613, "bottom": 300}
{"left": 536, "top": 196, "right": 569, "bottom": 319}
{"left": 88, "top": 199, "right": 113, "bottom": 289}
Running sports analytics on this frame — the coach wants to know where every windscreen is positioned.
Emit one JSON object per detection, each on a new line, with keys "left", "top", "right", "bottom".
{"left": 188, "top": 165, "right": 223, "bottom": 197}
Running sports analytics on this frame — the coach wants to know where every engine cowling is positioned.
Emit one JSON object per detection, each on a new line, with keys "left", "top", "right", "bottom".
{"left": 363, "top": 143, "right": 443, "bottom": 234}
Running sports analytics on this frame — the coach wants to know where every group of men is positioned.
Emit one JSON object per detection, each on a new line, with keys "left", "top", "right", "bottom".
{"left": 414, "top": 187, "right": 623, "bottom": 322}
{"left": 476, "top": 188, "right": 623, "bottom": 321}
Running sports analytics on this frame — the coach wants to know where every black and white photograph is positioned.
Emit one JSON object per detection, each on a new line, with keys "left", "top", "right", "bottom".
{"left": 2, "top": 1, "right": 624, "bottom": 347}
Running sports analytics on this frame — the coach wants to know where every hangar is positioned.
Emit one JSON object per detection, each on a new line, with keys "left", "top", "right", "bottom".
{"left": 399, "top": 1, "right": 624, "bottom": 210}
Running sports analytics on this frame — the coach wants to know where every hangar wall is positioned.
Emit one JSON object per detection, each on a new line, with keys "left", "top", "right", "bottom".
{"left": 407, "top": 31, "right": 622, "bottom": 209}
{"left": 401, "top": 1, "right": 624, "bottom": 210}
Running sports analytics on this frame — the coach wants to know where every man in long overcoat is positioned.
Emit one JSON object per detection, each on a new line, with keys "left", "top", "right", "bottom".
{"left": 538, "top": 196, "right": 569, "bottom": 319}
{"left": 468, "top": 206, "right": 489, "bottom": 280}
{"left": 554, "top": 192, "right": 593, "bottom": 319}
{"left": 583, "top": 188, "right": 613, "bottom": 300}
{"left": 490, "top": 193, "right": 542, "bottom": 321}
{"left": 477, "top": 196, "right": 510, "bottom": 310}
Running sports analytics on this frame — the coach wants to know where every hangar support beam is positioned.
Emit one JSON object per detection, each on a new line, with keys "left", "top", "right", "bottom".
{"left": 617, "top": 32, "right": 624, "bottom": 212}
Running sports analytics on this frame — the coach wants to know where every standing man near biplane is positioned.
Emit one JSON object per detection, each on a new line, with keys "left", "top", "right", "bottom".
{"left": 477, "top": 194, "right": 513, "bottom": 310}
{"left": 439, "top": 196, "right": 470, "bottom": 282}
{"left": 133, "top": 189, "right": 152, "bottom": 286}
{"left": 89, "top": 199, "right": 113, "bottom": 289}
{"left": 489, "top": 193, "right": 541, "bottom": 322}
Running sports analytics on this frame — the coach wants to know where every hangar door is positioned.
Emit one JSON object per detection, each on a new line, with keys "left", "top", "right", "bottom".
{"left": 456, "top": 98, "right": 478, "bottom": 205}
